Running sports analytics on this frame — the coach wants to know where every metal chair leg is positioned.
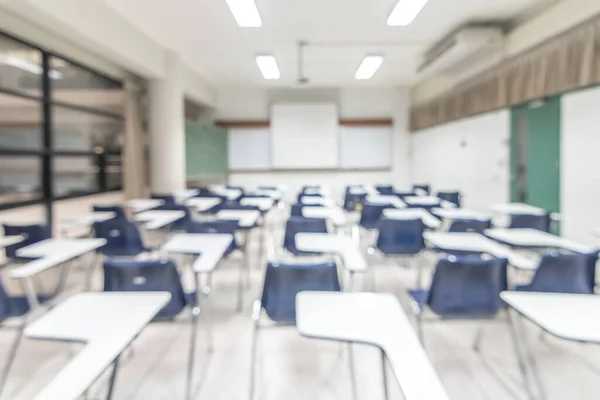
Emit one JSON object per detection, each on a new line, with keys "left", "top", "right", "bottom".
{"left": 506, "top": 310, "right": 536, "bottom": 400}
{"left": 105, "top": 356, "right": 121, "bottom": 400}
{"left": 381, "top": 348, "right": 389, "bottom": 400}
{"left": 473, "top": 324, "right": 486, "bottom": 352}
{"left": 0, "top": 321, "right": 26, "bottom": 399}
{"left": 347, "top": 343, "right": 357, "bottom": 400}
{"left": 249, "top": 321, "right": 259, "bottom": 400}
{"left": 185, "top": 305, "right": 201, "bottom": 400}
{"left": 515, "top": 311, "right": 547, "bottom": 400}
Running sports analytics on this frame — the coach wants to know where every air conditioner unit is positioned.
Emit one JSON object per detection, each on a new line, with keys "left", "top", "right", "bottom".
{"left": 418, "top": 26, "right": 504, "bottom": 76}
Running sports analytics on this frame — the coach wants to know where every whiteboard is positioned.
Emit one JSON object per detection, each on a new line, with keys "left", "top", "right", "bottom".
{"left": 227, "top": 128, "right": 270, "bottom": 170}
{"left": 339, "top": 126, "right": 391, "bottom": 169}
{"left": 271, "top": 103, "right": 339, "bottom": 169}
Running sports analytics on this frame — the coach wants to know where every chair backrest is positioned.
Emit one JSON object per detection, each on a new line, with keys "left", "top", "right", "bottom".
{"left": 290, "top": 203, "right": 305, "bottom": 217}
{"left": 437, "top": 191, "right": 461, "bottom": 207}
{"left": 393, "top": 191, "right": 414, "bottom": 200}
{"left": 343, "top": 191, "right": 366, "bottom": 212}
{"left": 3, "top": 223, "right": 51, "bottom": 259}
{"left": 359, "top": 202, "right": 390, "bottom": 230}
{"left": 153, "top": 203, "right": 192, "bottom": 231}
{"left": 103, "top": 258, "right": 187, "bottom": 318}
{"left": 283, "top": 217, "right": 328, "bottom": 255}
{"left": 448, "top": 218, "right": 492, "bottom": 234}
{"left": 93, "top": 205, "right": 126, "bottom": 218}
{"left": 185, "top": 220, "right": 238, "bottom": 255}
{"left": 0, "top": 280, "right": 32, "bottom": 321}
{"left": 261, "top": 261, "right": 341, "bottom": 323}
{"left": 412, "top": 184, "right": 431, "bottom": 195}
{"left": 526, "top": 252, "right": 598, "bottom": 294}
{"left": 376, "top": 185, "right": 394, "bottom": 195}
{"left": 92, "top": 218, "right": 147, "bottom": 256}
{"left": 508, "top": 213, "right": 550, "bottom": 232}
{"left": 220, "top": 202, "right": 261, "bottom": 212}
{"left": 151, "top": 194, "right": 177, "bottom": 206}
{"left": 297, "top": 193, "right": 323, "bottom": 203}
{"left": 376, "top": 218, "right": 425, "bottom": 255}
{"left": 427, "top": 256, "right": 508, "bottom": 317}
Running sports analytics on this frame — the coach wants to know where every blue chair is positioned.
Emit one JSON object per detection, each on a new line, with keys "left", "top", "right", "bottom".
{"left": 283, "top": 217, "right": 328, "bottom": 256}
{"left": 343, "top": 189, "right": 366, "bottom": 212}
{"left": 93, "top": 205, "right": 126, "bottom": 218}
{"left": 376, "top": 185, "right": 394, "bottom": 195}
{"left": 193, "top": 194, "right": 226, "bottom": 214}
{"left": 376, "top": 218, "right": 425, "bottom": 256}
{"left": 437, "top": 191, "right": 461, "bottom": 207}
{"left": 359, "top": 202, "right": 391, "bottom": 230}
{"left": 412, "top": 184, "right": 431, "bottom": 195}
{"left": 152, "top": 194, "right": 177, "bottom": 206}
{"left": 3, "top": 224, "right": 51, "bottom": 261}
{"left": 93, "top": 218, "right": 151, "bottom": 257}
{"left": 153, "top": 203, "right": 192, "bottom": 231}
{"left": 249, "top": 261, "right": 341, "bottom": 399}
{"left": 393, "top": 191, "right": 414, "bottom": 200}
{"left": 290, "top": 203, "right": 306, "bottom": 217}
{"left": 185, "top": 220, "right": 239, "bottom": 256}
{"left": 508, "top": 213, "right": 550, "bottom": 232}
{"left": 297, "top": 193, "right": 323, "bottom": 203}
{"left": 516, "top": 252, "right": 598, "bottom": 294}
{"left": 408, "top": 255, "right": 508, "bottom": 345}
{"left": 102, "top": 258, "right": 199, "bottom": 397}
{"left": 449, "top": 218, "right": 492, "bottom": 234}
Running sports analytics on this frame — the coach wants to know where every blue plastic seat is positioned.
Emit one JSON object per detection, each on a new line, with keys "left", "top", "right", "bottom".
{"left": 343, "top": 189, "right": 366, "bottom": 212}
{"left": 283, "top": 217, "right": 328, "bottom": 255}
{"left": 437, "top": 191, "right": 461, "bottom": 207}
{"left": 93, "top": 218, "right": 151, "bottom": 257}
{"left": 508, "top": 213, "right": 550, "bottom": 232}
{"left": 290, "top": 203, "right": 306, "bottom": 217}
{"left": 93, "top": 205, "right": 126, "bottom": 218}
{"left": 376, "top": 185, "right": 394, "bottom": 195}
{"left": 449, "top": 218, "right": 492, "bottom": 234}
{"left": 3, "top": 224, "right": 51, "bottom": 261}
{"left": 516, "top": 252, "right": 598, "bottom": 294}
{"left": 359, "top": 202, "right": 391, "bottom": 230}
{"left": 297, "top": 193, "right": 323, "bottom": 203}
{"left": 376, "top": 218, "right": 424, "bottom": 255}
{"left": 151, "top": 194, "right": 177, "bottom": 206}
{"left": 412, "top": 184, "right": 431, "bottom": 195}
{"left": 185, "top": 220, "right": 239, "bottom": 256}
{"left": 153, "top": 203, "right": 192, "bottom": 231}
{"left": 393, "top": 191, "right": 414, "bottom": 200}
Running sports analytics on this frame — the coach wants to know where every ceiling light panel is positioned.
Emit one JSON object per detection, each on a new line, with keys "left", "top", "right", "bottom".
{"left": 387, "top": 0, "right": 429, "bottom": 26}
{"left": 225, "top": 0, "right": 262, "bottom": 27}
{"left": 355, "top": 55, "right": 384, "bottom": 80}
{"left": 256, "top": 55, "right": 280, "bottom": 80}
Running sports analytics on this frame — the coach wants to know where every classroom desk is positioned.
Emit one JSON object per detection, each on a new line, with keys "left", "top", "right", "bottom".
{"left": 424, "top": 232, "right": 537, "bottom": 270}
{"left": 366, "top": 195, "right": 406, "bottom": 208}
{"left": 248, "top": 189, "right": 282, "bottom": 200}
{"left": 484, "top": 228, "right": 596, "bottom": 253}
{"left": 490, "top": 203, "right": 546, "bottom": 215}
{"left": 383, "top": 208, "right": 441, "bottom": 229}
{"left": 240, "top": 197, "right": 275, "bottom": 211}
{"left": 185, "top": 197, "right": 221, "bottom": 212}
{"left": 302, "top": 206, "right": 347, "bottom": 226}
{"left": 501, "top": 292, "right": 600, "bottom": 399}
{"left": 0, "top": 235, "right": 24, "bottom": 249}
{"left": 173, "top": 189, "right": 200, "bottom": 203}
{"left": 62, "top": 212, "right": 116, "bottom": 227}
{"left": 25, "top": 292, "right": 170, "bottom": 400}
{"left": 209, "top": 187, "right": 243, "bottom": 200}
{"left": 431, "top": 208, "right": 489, "bottom": 221}
{"left": 127, "top": 198, "right": 164, "bottom": 213}
{"left": 217, "top": 209, "right": 263, "bottom": 273}
{"left": 299, "top": 196, "right": 336, "bottom": 206}
{"left": 134, "top": 210, "right": 185, "bottom": 230}
{"left": 296, "top": 292, "right": 449, "bottom": 400}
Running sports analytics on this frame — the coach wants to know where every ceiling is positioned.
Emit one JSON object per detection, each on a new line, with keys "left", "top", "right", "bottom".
{"left": 104, "top": 0, "right": 557, "bottom": 88}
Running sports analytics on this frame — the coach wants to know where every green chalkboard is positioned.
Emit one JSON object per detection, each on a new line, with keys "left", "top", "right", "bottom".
{"left": 185, "top": 121, "right": 228, "bottom": 179}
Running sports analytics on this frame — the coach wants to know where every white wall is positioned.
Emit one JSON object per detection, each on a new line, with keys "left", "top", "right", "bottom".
{"left": 561, "top": 85, "right": 600, "bottom": 245}
{"left": 411, "top": 110, "right": 510, "bottom": 212}
{"left": 219, "top": 87, "right": 411, "bottom": 200}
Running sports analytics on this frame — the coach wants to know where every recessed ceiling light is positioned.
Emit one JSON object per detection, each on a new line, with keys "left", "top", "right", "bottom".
{"left": 355, "top": 55, "right": 384, "bottom": 80}
{"left": 256, "top": 55, "right": 280, "bottom": 80}
{"left": 225, "top": 0, "right": 262, "bottom": 27}
{"left": 387, "top": 0, "right": 429, "bottom": 26}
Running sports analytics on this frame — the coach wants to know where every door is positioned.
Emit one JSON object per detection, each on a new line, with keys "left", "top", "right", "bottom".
{"left": 510, "top": 96, "right": 561, "bottom": 217}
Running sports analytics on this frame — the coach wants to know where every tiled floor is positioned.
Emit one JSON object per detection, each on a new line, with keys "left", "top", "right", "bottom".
{"left": 2, "top": 209, "right": 600, "bottom": 400}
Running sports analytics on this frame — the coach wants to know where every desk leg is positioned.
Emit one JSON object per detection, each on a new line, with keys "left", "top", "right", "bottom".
{"left": 186, "top": 286, "right": 201, "bottom": 400}
{"left": 347, "top": 343, "right": 357, "bottom": 400}
{"left": 515, "top": 311, "right": 547, "bottom": 400}
{"left": 258, "top": 218, "right": 265, "bottom": 269}
{"left": 238, "top": 231, "right": 250, "bottom": 312}
{"left": 506, "top": 310, "right": 536, "bottom": 400}
{"left": 0, "top": 318, "right": 27, "bottom": 398}
{"left": 105, "top": 356, "right": 121, "bottom": 400}
{"left": 380, "top": 348, "right": 389, "bottom": 400}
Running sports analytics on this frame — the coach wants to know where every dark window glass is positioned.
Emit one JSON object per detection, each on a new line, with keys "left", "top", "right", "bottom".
{"left": 53, "top": 106, "right": 123, "bottom": 152}
{"left": 0, "top": 155, "right": 43, "bottom": 204}
{"left": 0, "top": 35, "right": 43, "bottom": 97}
{"left": 50, "top": 57, "right": 124, "bottom": 115}
{"left": 53, "top": 156, "right": 99, "bottom": 197}
{"left": 105, "top": 153, "right": 122, "bottom": 190}
{"left": 0, "top": 93, "right": 42, "bottom": 150}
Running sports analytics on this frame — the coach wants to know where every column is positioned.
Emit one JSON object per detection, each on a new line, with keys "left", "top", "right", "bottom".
{"left": 148, "top": 51, "right": 186, "bottom": 194}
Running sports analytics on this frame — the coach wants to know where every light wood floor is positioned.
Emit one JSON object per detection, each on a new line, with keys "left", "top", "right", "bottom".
{"left": 2, "top": 210, "right": 600, "bottom": 400}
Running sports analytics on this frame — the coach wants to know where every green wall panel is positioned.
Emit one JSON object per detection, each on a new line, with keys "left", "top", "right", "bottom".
{"left": 185, "top": 121, "right": 228, "bottom": 179}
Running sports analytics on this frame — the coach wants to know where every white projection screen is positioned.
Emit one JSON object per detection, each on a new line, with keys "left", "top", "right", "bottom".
{"left": 270, "top": 103, "right": 339, "bottom": 169}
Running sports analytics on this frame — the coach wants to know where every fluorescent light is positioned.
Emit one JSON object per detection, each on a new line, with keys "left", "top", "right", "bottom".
{"left": 225, "top": 0, "right": 262, "bottom": 27}
{"left": 355, "top": 55, "right": 384, "bottom": 80}
{"left": 387, "top": 0, "right": 429, "bottom": 26}
{"left": 256, "top": 55, "right": 280, "bottom": 80}
{"left": 3, "top": 56, "right": 63, "bottom": 79}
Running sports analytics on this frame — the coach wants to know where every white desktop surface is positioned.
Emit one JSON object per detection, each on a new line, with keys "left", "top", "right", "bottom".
{"left": 209, "top": 187, "right": 242, "bottom": 200}
{"left": 302, "top": 206, "right": 347, "bottom": 226}
{"left": 300, "top": 196, "right": 335, "bottom": 207}
{"left": 240, "top": 197, "right": 275, "bottom": 211}
{"left": 185, "top": 197, "right": 221, "bottom": 212}
{"left": 424, "top": 232, "right": 537, "bottom": 270}
{"left": 501, "top": 292, "right": 600, "bottom": 343}
{"left": 135, "top": 210, "right": 185, "bottom": 230}
{"left": 25, "top": 292, "right": 170, "bottom": 400}
{"left": 0, "top": 235, "right": 24, "bottom": 248}
{"left": 173, "top": 189, "right": 200, "bottom": 202}
{"left": 484, "top": 228, "right": 595, "bottom": 253}
{"left": 490, "top": 203, "right": 546, "bottom": 215}
{"left": 297, "top": 292, "right": 449, "bottom": 400}
{"left": 251, "top": 189, "right": 282, "bottom": 200}
{"left": 162, "top": 233, "right": 233, "bottom": 273}
{"left": 127, "top": 199, "right": 164, "bottom": 213}
{"left": 295, "top": 233, "right": 367, "bottom": 272}
{"left": 366, "top": 195, "right": 406, "bottom": 208}
{"left": 64, "top": 212, "right": 116, "bottom": 227}
{"left": 432, "top": 208, "right": 489, "bottom": 221}
{"left": 217, "top": 210, "right": 260, "bottom": 228}
{"left": 404, "top": 196, "right": 441, "bottom": 206}
{"left": 383, "top": 208, "right": 441, "bottom": 229}
{"left": 10, "top": 238, "right": 107, "bottom": 279}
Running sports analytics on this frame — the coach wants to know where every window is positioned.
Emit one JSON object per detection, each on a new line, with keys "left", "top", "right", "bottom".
{"left": 0, "top": 93, "right": 42, "bottom": 151}
{"left": 0, "top": 35, "right": 42, "bottom": 96}
{"left": 0, "top": 155, "right": 43, "bottom": 204}
{"left": 53, "top": 106, "right": 123, "bottom": 152}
